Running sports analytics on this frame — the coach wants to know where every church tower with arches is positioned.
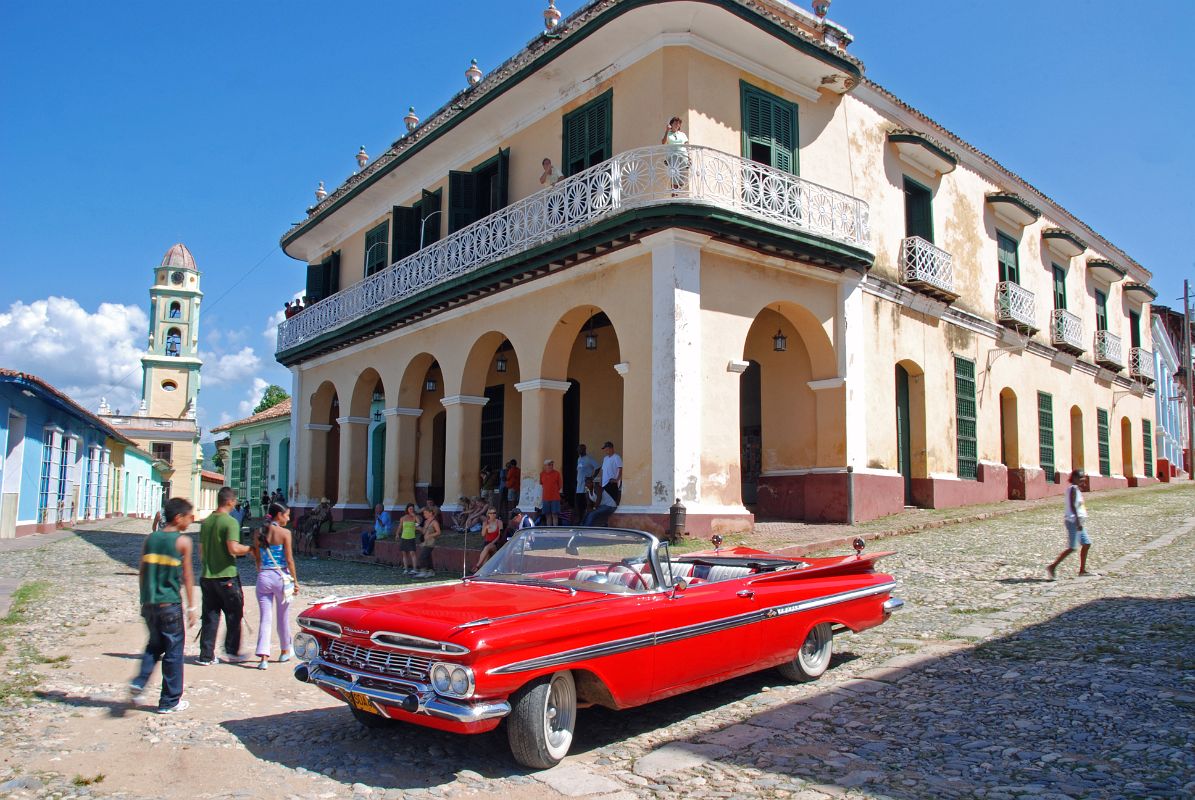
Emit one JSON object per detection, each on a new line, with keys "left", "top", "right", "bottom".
{"left": 100, "top": 243, "right": 206, "bottom": 508}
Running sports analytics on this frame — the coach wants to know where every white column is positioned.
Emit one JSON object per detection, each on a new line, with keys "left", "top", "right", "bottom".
{"left": 648, "top": 230, "right": 709, "bottom": 509}
{"left": 839, "top": 274, "right": 867, "bottom": 470}
{"left": 288, "top": 366, "right": 301, "bottom": 504}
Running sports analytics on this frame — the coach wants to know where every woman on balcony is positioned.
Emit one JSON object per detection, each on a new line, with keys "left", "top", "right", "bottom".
{"left": 662, "top": 116, "right": 688, "bottom": 192}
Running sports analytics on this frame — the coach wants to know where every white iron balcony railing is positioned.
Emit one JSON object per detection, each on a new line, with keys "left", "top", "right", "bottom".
{"left": 1094, "top": 330, "right": 1124, "bottom": 369}
{"left": 278, "top": 144, "right": 872, "bottom": 353}
{"left": 995, "top": 281, "right": 1036, "bottom": 331}
{"left": 900, "top": 236, "right": 956, "bottom": 299}
{"left": 1050, "top": 309, "right": 1083, "bottom": 353}
{"left": 1129, "top": 347, "right": 1155, "bottom": 382}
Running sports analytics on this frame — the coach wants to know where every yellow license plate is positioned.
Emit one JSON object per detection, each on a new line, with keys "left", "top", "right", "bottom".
{"left": 348, "top": 691, "right": 379, "bottom": 714}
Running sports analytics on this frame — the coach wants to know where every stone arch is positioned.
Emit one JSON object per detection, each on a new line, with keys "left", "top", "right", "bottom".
{"left": 308, "top": 380, "right": 339, "bottom": 504}
{"left": 896, "top": 358, "right": 928, "bottom": 505}
{"left": 541, "top": 307, "right": 623, "bottom": 380}
{"left": 349, "top": 367, "right": 385, "bottom": 418}
{"left": 999, "top": 388, "right": 1019, "bottom": 467}
{"left": 1070, "top": 406, "right": 1084, "bottom": 472}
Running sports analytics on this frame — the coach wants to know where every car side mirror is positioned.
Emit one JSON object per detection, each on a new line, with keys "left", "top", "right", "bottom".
{"left": 670, "top": 578, "right": 688, "bottom": 598}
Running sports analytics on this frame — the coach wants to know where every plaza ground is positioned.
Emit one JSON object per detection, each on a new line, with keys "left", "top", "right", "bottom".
{"left": 1, "top": 484, "right": 1193, "bottom": 799}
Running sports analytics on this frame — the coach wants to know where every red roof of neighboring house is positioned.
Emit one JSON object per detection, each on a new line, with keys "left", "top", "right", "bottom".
{"left": 200, "top": 470, "right": 226, "bottom": 483}
{"left": 210, "top": 398, "right": 292, "bottom": 433}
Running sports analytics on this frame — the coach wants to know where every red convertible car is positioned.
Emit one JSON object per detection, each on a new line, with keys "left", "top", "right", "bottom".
{"left": 292, "top": 527, "right": 901, "bottom": 768}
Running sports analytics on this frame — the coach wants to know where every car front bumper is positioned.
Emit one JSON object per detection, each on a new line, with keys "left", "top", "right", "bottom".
{"left": 294, "top": 658, "right": 511, "bottom": 725}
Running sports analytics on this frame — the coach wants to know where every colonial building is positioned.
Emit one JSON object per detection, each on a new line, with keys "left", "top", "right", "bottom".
{"left": 0, "top": 369, "right": 164, "bottom": 537}
{"left": 275, "top": 0, "right": 1158, "bottom": 532}
{"left": 1150, "top": 305, "right": 1191, "bottom": 478}
{"left": 210, "top": 398, "right": 292, "bottom": 511}
{"left": 101, "top": 243, "right": 205, "bottom": 506}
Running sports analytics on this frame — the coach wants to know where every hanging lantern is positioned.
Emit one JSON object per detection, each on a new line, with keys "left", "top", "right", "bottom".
{"left": 585, "top": 329, "right": 598, "bottom": 351}
{"left": 356, "top": 146, "right": 368, "bottom": 170}
{"left": 772, "top": 328, "right": 787, "bottom": 352}
{"left": 465, "top": 59, "right": 483, "bottom": 86}
{"left": 314, "top": 180, "right": 327, "bottom": 202}
{"left": 425, "top": 376, "right": 438, "bottom": 392}
{"left": 495, "top": 353, "right": 508, "bottom": 373}
{"left": 544, "top": 0, "right": 561, "bottom": 32}
{"left": 404, "top": 106, "right": 419, "bottom": 132}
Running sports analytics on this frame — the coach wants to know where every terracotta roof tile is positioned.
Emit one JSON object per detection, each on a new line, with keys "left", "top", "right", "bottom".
{"left": 210, "top": 398, "right": 292, "bottom": 433}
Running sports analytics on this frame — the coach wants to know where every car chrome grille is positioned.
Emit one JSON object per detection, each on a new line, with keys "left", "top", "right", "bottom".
{"left": 325, "top": 640, "right": 433, "bottom": 681}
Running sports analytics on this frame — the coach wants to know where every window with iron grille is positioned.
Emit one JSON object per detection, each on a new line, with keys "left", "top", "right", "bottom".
{"left": 38, "top": 428, "right": 60, "bottom": 520}
{"left": 1097, "top": 408, "right": 1110, "bottom": 476}
{"left": 480, "top": 385, "right": 505, "bottom": 473}
{"left": 955, "top": 356, "right": 977, "bottom": 480}
{"left": 1143, "top": 420, "right": 1154, "bottom": 478}
{"left": 1038, "top": 392, "right": 1055, "bottom": 482}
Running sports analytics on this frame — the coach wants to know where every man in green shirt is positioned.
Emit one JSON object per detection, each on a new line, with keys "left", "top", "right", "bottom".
{"left": 131, "top": 496, "right": 196, "bottom": 713}
{"left": 197, "top": 487, "right": 251, "bottom": 665}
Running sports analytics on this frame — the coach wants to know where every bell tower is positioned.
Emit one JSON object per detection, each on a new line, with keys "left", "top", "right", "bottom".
{"left": 143, "top": 243, "right": 203, "bottom": 418}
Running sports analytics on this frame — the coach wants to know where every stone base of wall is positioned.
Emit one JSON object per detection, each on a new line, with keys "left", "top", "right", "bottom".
{"left": 756, "top": 471, "right": 905, "bottom": 524}
{"left": 1084, "top": 475, "right": 1128, "bottom": 492}
{"left": 1126, "top": 475, "right": 1159, "bottom": 488}
{"left": 1007, "top": 468, "right": 1068, "bottom": 500}
{"left": 911, "top": 462, "right": 1009, "bottom": 510}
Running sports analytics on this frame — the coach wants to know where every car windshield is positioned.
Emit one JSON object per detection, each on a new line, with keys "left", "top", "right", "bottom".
{"left": 474, "top": 528, "right": 659, "bottom": 594}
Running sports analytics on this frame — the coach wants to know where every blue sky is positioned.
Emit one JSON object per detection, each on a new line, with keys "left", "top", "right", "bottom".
{"left": 2, "top": 0, "right": 1192, "bottom": 442}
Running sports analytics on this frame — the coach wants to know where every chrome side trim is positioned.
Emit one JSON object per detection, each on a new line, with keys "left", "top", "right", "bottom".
{"left": 300, "top": 659, "right": 510, "bottom": 723}
{"left": 489, "top": 581, "right": 898, "bottom": 675}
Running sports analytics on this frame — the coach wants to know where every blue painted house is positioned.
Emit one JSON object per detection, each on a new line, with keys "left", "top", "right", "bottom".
{"left": 1, "top": 369, "right": 165, "bottom": 537}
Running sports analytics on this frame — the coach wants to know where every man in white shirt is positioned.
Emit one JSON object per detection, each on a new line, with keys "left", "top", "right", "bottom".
{"left": 600, "top": 441, "right": 623, "bottom": 505}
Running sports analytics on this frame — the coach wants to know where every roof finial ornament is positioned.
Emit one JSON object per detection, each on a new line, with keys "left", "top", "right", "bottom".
{"left": 315, "top": 181, "right": 327, "bottom": 202}
{"left": 466, "top": 59, "right": 483, "bottom": 87}
{"left": 544, "top": 0, "right": 561, "bottom": 33}
{"left": 813, "top": 0, "right": 830, "bottom": 19}
{"left": 404, "top": 106, "right": 419, "bottom": 132}
{"left": 356, "top": 146, "right": 368, "bottom": 171}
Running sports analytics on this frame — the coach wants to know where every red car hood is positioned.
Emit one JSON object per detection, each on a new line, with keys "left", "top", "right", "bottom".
{"left": 304, "top": 580, "right": 605, "bottom": 643}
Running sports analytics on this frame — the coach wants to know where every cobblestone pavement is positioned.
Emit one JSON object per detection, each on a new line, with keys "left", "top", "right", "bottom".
{"left": 1, "top": 485, "right": 1193, "bottom": 800}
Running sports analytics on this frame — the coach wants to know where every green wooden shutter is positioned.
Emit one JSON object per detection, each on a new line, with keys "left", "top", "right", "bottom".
{"left": 419, "top": 189, "right": 442, "bottom": 247}
{"left": 1129, "top": 311, "right": 1141, "bottom": 348}
{"left": 305, "top": 262, "right": 326, "bottom": 304}
{"left": 1052, "top": 265, "right": 1067, "bottom": 310}
{"left": 391, "top": 205, "right": 417, "bottom": 261}
{"left": 249, "top": 443, "right": 268, "bottom": 500}
{"left": 1038, "top": 392, "right": 1055, "bottom": 482}
{"left": 448, "top": 170, "right": 477, "bottom": 233}
{"left": 1095, "top": 290, "right": 1108, "bottom": 332}
{"left": 955, "top": 356, "right": 978, "bottom": 480}
{"left": 328, "top": 250, "right": 341, "bottom": 295}
{"left": 562, "top": 90, "right": 612, "bottom": 177}
{"left": 1143, "top": 420, "right": 1153, "bottom": 478}
{"left": 741, "top": 83, "right": 799, "bottom": 175}
{"left": 1097, "top": 408, "right": 1110, "bottom": 476}
{"left": 364, "top": 221, "right": 389, "bottom": 276}
{"left": 903, "top": 178, "right": 933, "bottom": 242}
{"left": 230, "top": 448, "right": 245, "bottom": 493}
{"left": 997, "top": 232, "right": 1019, "bottom": 284}
{"left": 495, "top": 148, "right": 510, "bottom": 210}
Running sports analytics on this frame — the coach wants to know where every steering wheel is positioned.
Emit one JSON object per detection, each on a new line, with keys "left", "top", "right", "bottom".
{"left": 605, "top": 563, "right": 646, "bottom": 590}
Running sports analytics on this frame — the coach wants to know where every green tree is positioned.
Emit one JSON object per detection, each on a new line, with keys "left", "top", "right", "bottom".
{"left": 253, "top": 384, "right": 290, "bottom": 414}
{"left": 211, "top": 451, "right": 225, "bottom": 474}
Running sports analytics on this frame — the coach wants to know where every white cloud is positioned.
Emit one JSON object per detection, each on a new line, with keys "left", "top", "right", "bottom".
{"left": 238, "top": 377, "right": 271, "bottom": 417}
{"left": 200, "top": 346, "right": 261, "bottom": 387}
{"left": 0, "top": 296, "right": 146, "bottom": 413}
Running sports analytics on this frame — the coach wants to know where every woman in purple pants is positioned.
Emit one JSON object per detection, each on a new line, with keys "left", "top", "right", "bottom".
{"left": 251, "top": 502, "right": 299, "bottom": 670}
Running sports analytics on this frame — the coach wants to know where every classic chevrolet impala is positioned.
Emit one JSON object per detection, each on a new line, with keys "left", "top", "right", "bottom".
{"left": 292, "top": 527, "right": 901, "bottom": 768}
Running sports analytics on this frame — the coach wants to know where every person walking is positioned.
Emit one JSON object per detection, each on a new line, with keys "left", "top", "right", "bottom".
{"left": 540, "top": 459, "right": 563, "bottom": 526}
{"left": 600, "top": 441, "right": 623, "bottom": 505}
{"left": 130, "top": 496, "right": 197, "bottom": 714}
{"left": 574, "top": 444, "right": 598, "bottom": 521}
{"left": 1048, "top": 469, "right": 1095, "bottom": 579}
{"left": 398, "top": 503, "right": 420, "bottom": 575}
{"left": 197, "top": 487, "right": 252, "bottom": 665}
{"left": 251, "top": 502, "right": 299, "bottom": 670}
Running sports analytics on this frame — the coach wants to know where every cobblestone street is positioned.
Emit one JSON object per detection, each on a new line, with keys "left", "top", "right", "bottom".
{"left": 1, "top": 485, "right": 1193, "bottom": 800}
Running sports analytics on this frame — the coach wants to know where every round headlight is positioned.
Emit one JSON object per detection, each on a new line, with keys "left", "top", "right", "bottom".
{"left": 449, "top": 667, "right": 470, "bottom": 696}
{"left": 293, "top": 632, "right": 318, "bottom": 661}
{"left": 431, "top": 663, "right": 452, "bottom": 693}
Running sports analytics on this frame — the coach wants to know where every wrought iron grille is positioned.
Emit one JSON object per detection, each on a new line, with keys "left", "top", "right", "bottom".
{"left": 1050, "top": 309, "right": 1083, "bottom": 352}
{"left": 1129, "top": 347, "right": 1155, "bottom": 381}
{"left": 1097, "top": 408, "right": 1111, "bottom": 477}
{"left": 1094, "top": 330, "right": 1124, "bottom": 368}
{"left": 954, "top": 356, "right": 977, "bottom": 480}
{"left": 900, "top": 236, "right": 954, "bottom": 295}
{"left": 1143, "top": 419, "right": 1153, "bottom": 478}
{"left": 326, "top": 639, "right": 434, "bottom": 682}
{"left": 994, "top": 281, "right": 1036, "bottom": 330}
{"left": 278, "top": 144, "right": 872, "bottom": 352}
{"left": 1037, "top": 391, "right": 1055, "bottom": 482}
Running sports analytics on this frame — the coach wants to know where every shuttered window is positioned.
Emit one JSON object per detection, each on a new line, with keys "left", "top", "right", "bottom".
{"left": 364, "top": 221, "right": 389, "bottom": 277}
{"left": 1052, "top": 265, "right": 1067, "bottom": 311}
{"left": 997, "top": 232, "right": 1020, "bottom": 284}
{"left": 955, "top": 356, "right": 977, "bottom": 480}
{"left": 562, "top": 90, "right": 612, "bottom": 177}
{"left": 903, "top": 177, "right": 933, "bottom": 242}
{"left": 1095, "top": 290, "right": 1108, "bottom": 332}
{"left": 229, "top": 447, "right": 246, "bottom": 494}
{"left": 304, "top": 251, "right": 340, "bottom": 305}
{"left": 249, "top": 443, "right": 269, "bottom": 501}
{"left": 448, "top": 151, "right": 509, "bottom": 233}
{"left": 741, "top": 82, "right": 798, "bottom": 174}
{"left": 1143, "top": 419, "right": 1154, "bottom": 478}
{"left": 1038, "top": 392, "right": 1055, "bottom": 482}
{"left": 1097, "top": 408, "right": 1110, "bottom": 476}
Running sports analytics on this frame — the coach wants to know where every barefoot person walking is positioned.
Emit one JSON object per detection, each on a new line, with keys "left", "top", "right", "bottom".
{"left": 251, "top": 502, "right": 299, "bottom": 670}
{"left": 1048, "top": 469, "right": 1094, "bottom": 579}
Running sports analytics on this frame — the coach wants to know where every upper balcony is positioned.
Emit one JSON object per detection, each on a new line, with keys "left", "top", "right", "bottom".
{"left": 1050, "top": 309, "right": 1084, "bottom": 355}
{"left": 900, "top": 236, "right": 957, "bottom": 302}
{"left": 276, "top": 144, "right": 871, "bottom": 357}
{"left": 995, "top": 281, "right": 1038, "bottom": 334}
{"left": 1094, "top": 330, "right": 1124, "bottom": 371}
{"left": 1129, "top": 347, "right": 1155, "bottom": 383}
